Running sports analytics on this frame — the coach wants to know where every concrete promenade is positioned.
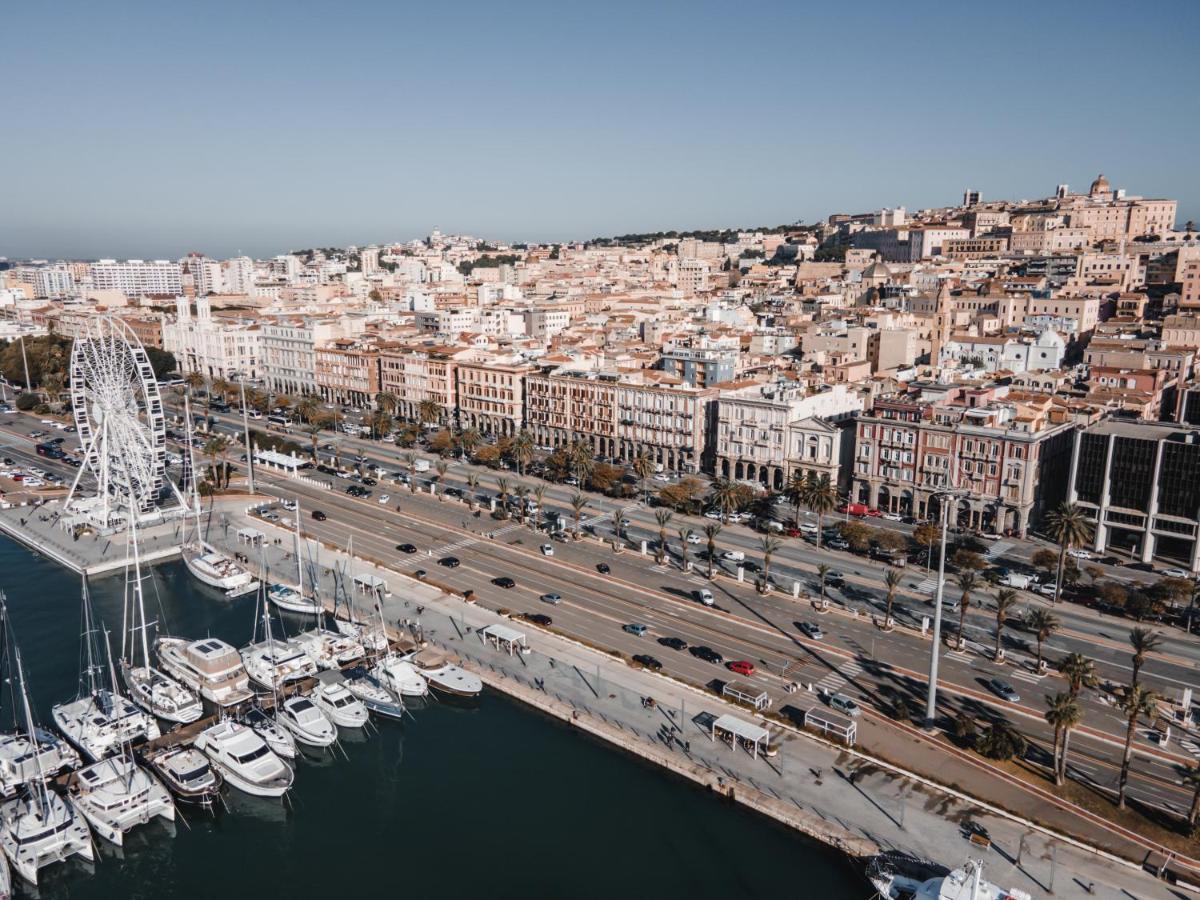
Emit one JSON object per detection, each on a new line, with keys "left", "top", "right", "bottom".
{"left": 210, "top": 502, "right": 1183, "bottom": 900}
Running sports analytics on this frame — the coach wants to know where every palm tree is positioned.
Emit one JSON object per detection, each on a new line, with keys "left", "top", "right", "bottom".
{"left": 375, "top": 391, "right": 398, "bottom": 418}
{"left": 570, "top": 492, "right": 588, "bottom": 537}
{"left": 785, "top": 470, "right": 810, "bottom": 528}
{"left": 511, "top": 429, "right": 535, "bottom": 476}
{"left": 1185, "top": 768, "right": 1200, "bottom": 829}
{"left": 632, "top": 452, "right": 654, "bottom": 504}
{"left": 303, "top": 415, "right": 327, "bottom": 462}
{"left": 417, "top": 398, "right": 442, "bottom": 427}
{"left": 532, "top": 484, "right": 547, "bottom": 529}
{"left": 296, "top": 393, "right": 321, "bottom": 424}
{"left": 458, "top": 427, "right": 482, "bottom": 462}
{"left": 1057, "top": 652, "right": 1098, "bottom": 699}
{"left": 654, "top": 509, "right": 673, "bottom": 565}
{"left": 1043, "top": 502, "right": 1093, "bottom": 604}
{"left": 805, "top": 474, "right": 839, "bottom": 549}
{"left": 954, "top": 571, "right": 978, "bottom": 651}
{"left": 884, "top": 569, "right": 902, "bottom": 624}
{"left": 1128, "top": 627, "right": 1162, "bottom": 688}
{"left": 514, "top": 484, "right": 530, "bottom": 524}
{"left": 434, "top": 460, "right": 449, "bottom": 500}
{"left": 201, "top": 436, "right": 224, "bottom": 489}
{"left": 817, "top": 563, "right": 831, "bottom": 600}
{"left": 1026, "top": 608, "right": 1060, "bottom": 672}
{"left": 703, "top": 522, "right": 721, "bottom": 578}
{"left": 993, "top": 588, "right": 1019, "bottom": 662}
{"left": 1044, "top": 691, "right": 1083, "bottom": 786}
{"left": 402, "top": 452, "right": 418, "bottom": 493}
{"left": 678, "top": 529, "right": 693, "bottom": 572}
{"left": 495, "top": 476, "right": 510, "bottom": 510}
{"left": 1117, "top": 684, "right": 1160, "bottom": 809}
{"left": 709, "top": 478, "right": 741, "bottom": 524}
{"left": 466, "top": 473, "right": 480, "bottom": 510}
{"left": 368, "top": 409, "right": 391, "bottom": 440}
{"left": 184, "top": 371, "right": 205, "bottom": 394}
{"left": 760, "top": 536, "right": 781, "bottom": 589}
{"left": 212, "top": 378, "right": 233, "bottom": 405}
{"left": 612, "top": 509, "right": 624, "bottom": 551}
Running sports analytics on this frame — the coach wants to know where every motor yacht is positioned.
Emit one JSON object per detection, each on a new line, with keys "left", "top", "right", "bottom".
{"left": 276, "top": 697, "right": 337, "bottom": 749}
{"left": 156, "top": 637, "right": 254, "bottom": 708}
{"left": 341, "top": 667, "right": 406, "bottom": 720}
{"left": 240, "top": 638, "right": 317, "bottom": 691}
{"left": 867, "top": 855, "right": 1032, "bottom": 900}
{"left": 291, "top": 627, "right": 364, "bottom": 671}
{"left": 238, "top": 706, "right": 296, "bottom": 760}
{"left": 181, "top": 540, "right": 258, "bottom": 598}
{"left": 0, "top": 729, "right": 79, "bottom": 799}
{"left": 333, "top": 617, "right": 390, "bottom": 653}
{"left": 70, "top": 754, "right": 174, "bottom": 846}
{"left": 195, "top": 721, "right": 293, "bottom": 798}
{"left": 373, "top": 658, "right": 429, "bottom": 699}
{"left": 404, "top": 649, "right": 482, "bottom": 699}
{"left": 145, "top": 747, "right": 222, "bottom": 807}
{"left": 312, "top": 680, "right": 368, "bottom": 729}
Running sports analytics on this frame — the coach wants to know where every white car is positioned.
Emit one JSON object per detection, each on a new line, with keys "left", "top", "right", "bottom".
{"left": 281, "top": 499, "right": 297, "bottom": 511}
{"left": 1067, "top": 549, "right": 1092, "bottom": 560}
{"left": 685, "top": 533, "right": 702, "bottom": 544}
{"left": 1162, "top": 567, "right": 1193, "bottom": 580}
{"left": 799, "top": 523, "right": 819, "bottom": 535}
{"left": 653, "top": 473, "right": 671, "bottom": 482}
{"left": 704, "top": 510, "right": 723, "bottom": 520}
{"left": 882, "top": 512, "right": 903, "bottom": 522}
{"left": 378, "top": 494, "right": 390, "bottom": 504}
{"left": 540, "top": 544, "right": 554, "bottom": 556}
{"left": 1038, "top": 582, "right": 1058, "bottom": 596}
{"left": 722, "top": 550, "right": 746, "bottom": 562}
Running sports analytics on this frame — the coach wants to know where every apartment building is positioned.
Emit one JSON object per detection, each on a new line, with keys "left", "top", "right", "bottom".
{"left": 260, "top": 317, "right": 357, "bottom": 397}
{"left": 379, "top": 345, "right": 466, "bottom": 424}
{"left": 658, "top": 345, "right": 738, "bottom": 387}
{"left": 525, "top": 367, "right": 619, "bottom": 457}
{"left": 614, "top": 370, "right": 717, "bottom": 473}
{"left": 314, "top": 337, "right": 382, "bottom": 408}
{"left": 852, "top": 389, "right": 1075, "bottom": 535}
{"left": 162, "top": 297, "right": 259, "bottom": 381}
{"left": 90, "top": 259, "right": 183, "bottom": 297}
{"left": 456, "top": 355, "right": 534, "bottom": 437}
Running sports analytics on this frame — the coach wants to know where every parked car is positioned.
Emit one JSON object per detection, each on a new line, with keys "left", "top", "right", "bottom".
{"left": 540, "top": 544, "right": 554, "bottom": 556}
{"left": 828, "top": 693, "right": 861, "bottom": 717}
{"left": 987, "top": 678, "right": 1020, "bottom": 703}
{"left": 826, "top": 538, "right": 850, "bottom": 551}
{"left": 1162, "top": 567, "right": 1193, "bottom": 579}
{"left": 632, "top": 654, "right": 662, "bottom": 672}
{"left": 438, "top": 556, "right": 460, "bottom": 568}
{"left": 727, "top": 660, "right": 755, "bottom": 676}
{"left": 658, "top": 636, "right": 687, "bottom": 651}
{"left": 722, "top": 550, "right": 746, "bottom": 562}
{"left": 1067, "top": 549, "right": 1092, "bottom": 560}
{"left": 525, "top": 614, "right": 552, "bottom": 627}
{"left": 492, "top": 576, "right": 516, "bottom": 588}
{"left": 798, "top": 622, "right": 824, "bottom": 640}
{"left": 623, "top": 623, "right": 648, "bottom": 636}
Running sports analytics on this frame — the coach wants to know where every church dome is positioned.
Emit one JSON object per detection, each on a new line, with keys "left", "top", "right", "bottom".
{"left": 1089, "top": 173, "right": 1110, "bottom": 196}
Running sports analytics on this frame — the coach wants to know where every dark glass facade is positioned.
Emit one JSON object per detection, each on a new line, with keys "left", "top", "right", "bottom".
{"left": 1074, "top": 432, "right": 1107, "bottom": 505}
{"left": 1108, "top": 436, "right": 1156, "bottom": 512}
{"left": 1159, "top": 441, "right": 1200, "bottom": 519}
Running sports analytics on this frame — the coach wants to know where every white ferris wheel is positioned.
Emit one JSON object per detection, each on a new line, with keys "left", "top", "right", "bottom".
{"left": 66, "top": 316, "right": 186, "bottom": 526}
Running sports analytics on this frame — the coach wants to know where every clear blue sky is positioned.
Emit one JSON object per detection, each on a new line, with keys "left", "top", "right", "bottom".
{"left": 3, "top": 0, "right": 1197, "bottom": 260}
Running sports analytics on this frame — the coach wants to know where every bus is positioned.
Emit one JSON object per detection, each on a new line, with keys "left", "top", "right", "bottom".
{"left": 267, "top": 414, "right": 291, "bottom": 430}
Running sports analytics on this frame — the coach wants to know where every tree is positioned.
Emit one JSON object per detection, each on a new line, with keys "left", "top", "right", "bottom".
{"left": 912, "top": 521, "right": 942, "bottom": 571}
{"left": 570, "top": 492, "right": 588, "bottom": 536}
{"left": 434, "top": 460, "right": 449, "bottom": 500}
{"left": 1043, "top": 502, "right": 1093, "bottom": 604}
{"left": 993, "top": 588, "right": 1019, "bottom": 661}
{"left": 654, "top": 509, "right": 673, "bottom": 565}
{"left": 368, "top": 409, "right": 391, "bottom": 440}
{"left": 612, "top": 508, "right": 624, "bottom": 550}
{"left": 1128, "top": 627, "right": 1162, "bottom": 688}
{"left": 587, "top": 462, "right": 623, "bottom": 495}
{"left": 495, "top": 476, "right": 510, "bottom": 509}
{"left": 704, "top": 523, "right": 721, "bottom": 578}
{"left": 657, "top": 477, "right": 707, "bottom": 514}
{"left": 303, "top": 415, "right": 329, "bottom": 462}
{"left": 201, "top": 436, "right": 225, "bottom": 489}
{"left": 296, "top": 394, "right": 321, "bottom": 424}
{"left": 951, "top": 549, "right": 986, "bottom": 572}
{"left": 374, "top": 392, "right": 398, "bottom": 418}
{"left": 631, "top": 452, "right": 655, "bottom": 504}
{"left": 817, "top": 563, "right": 831, "bottom": 600}
{"left": 532, "top": 484, "right": 547, "bottom": 528}
{"left": 1031, "top": 548, "right": 1059, "bottom": 579}
{"left": 1026, "top": 608, "right": 1060, "bottom": 672}
{"left": 428, "top": 429, "right": 455, "bottom": 455}
{"left": 883, "top": 569, "right": 902, "bottom": 623}
{"left": 465, "top": 473, "right": 480, "bottom": 509}
{"left": 1044, "top": 692, "right": 1083, "bottom": 786}
{"left": 15, "top": 393, "right": 36, "bottom": 412}
{"left": 514, "top": 483, "right": 529, "bottom": 524}
{"left": 184, "top": 371, "right": 206, "bottom": 394}
{"left": 760, "top": 536, "right": 781, "bottom": 589}
{"left": 144, "top": 346, "right": 177, "bottom": 380}
{"left": 458, "top": 427, "right": 482, "bottom": 461}
{"left": 977, "top": 720, "right": 1027, "bottom": 761}
{"left": 784, "top": 470, "right": 810, "bottom": 527}
{"left": 1117, "top": 684, "right": 1160, "bottom": 809}
{"left": 678, "top": 529, "right": 693, "bottom": 572}
{"left": 709, "top": 478, "right": 741, "bottom": 524}
{"left": 402, "top": 452, "right": 418, "bottom": 493}
{"left": 953, "top": 571, "right": 978, "bottom": 650}
{"left": 1096, "top": 580, "right": 1128, "bottom": 612}
{"left": 567, "top": 440, "right": 594, "bottom": 484}
{"left": 804, "top": 474, "right": 839, "bottom": 549}
{"left": 511, "top": 430, "right": 535, "bottom": 476}
{"left": 417, "top": 399, "right": 441, "bottom": 427}
{"left": 837, "top": 520, "right": 872, "bottom": 553}
{"left": 1057, "top": 652, "right": 1097, "bottom": 699}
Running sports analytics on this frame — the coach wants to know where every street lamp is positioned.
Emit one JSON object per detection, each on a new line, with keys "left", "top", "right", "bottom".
{"left": 923, "top": 486, "right": 967, "bottom": 730}
{"left": 231, "top": 371, "right": 255, "bottom": 495}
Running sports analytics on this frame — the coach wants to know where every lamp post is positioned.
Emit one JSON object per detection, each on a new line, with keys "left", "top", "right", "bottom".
{"left": 233, "top": 372, "right": 255, "bottom": 495}
{"left": 923, "top": 489, "right": 963, "bottom": 730}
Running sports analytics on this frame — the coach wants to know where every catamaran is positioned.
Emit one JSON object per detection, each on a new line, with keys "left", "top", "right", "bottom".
{"left": 70, "top": 753, "right": 174, "bottom": 846}
{"left": 0, "top": 641, "right": 91, "bottom": 888}
{"left": 119, "top": 516, "right": 202, "bottom": 724}
{"left": 52, "top": 576, "right": 160, "bottom": 762}
{"left": 156, "top": 636, "right": 254, "bottom": 708}
{"left": 0, "top": 728, "right": 79, "bottom": 800}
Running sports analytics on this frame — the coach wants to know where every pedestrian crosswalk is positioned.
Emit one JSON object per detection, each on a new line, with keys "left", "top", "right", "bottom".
{"left": 815, "top": 659, "right": 863, "bottom": 695}
{"left": 984, "top": 541, "right": 1013, "bottom": 560}
{"left": 914, "top": 576, "right": 938, "bottom": 595}
{"left": 1180, "top": 738, "right": 1200, "bottom": 760}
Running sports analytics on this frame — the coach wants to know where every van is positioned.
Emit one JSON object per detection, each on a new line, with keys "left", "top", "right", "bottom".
{"left": 694, "top": 589, "right": 714, "bottom": 606}
{"left": 1001, "top": 571, "right": 1036, "bottom": 591}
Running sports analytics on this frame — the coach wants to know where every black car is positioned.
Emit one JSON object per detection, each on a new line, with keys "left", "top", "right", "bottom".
{"left": 825, "top": 571, "right": 845, "bottom": 588}
{"left": 438, "top": 556, "right": 460, "bottom": 568}
{"left": 596, "top": 563, "right": 610, "bottom": 574}
{"left": 689, "top": 645, "right": 723, "bottom": 664}
{"left": 657, "top": 636, "right": 688, "bottom": 651}
{"left": 311, "top": 510, "right": 327, "bottom": 521}
{"left": 396, "top": 543, "right": 418, "bottom": 554}
{"left": 361, "top": 477, "right": 377, "bottom": 486}
{"left": 493, "top": 576, "right": 516, "bottom": 589}
{"left": 443, "top": 487, "right": 462, "bottom": 498}
{"left": 414, "top": 569, "right": 427, "bottom": 580}
{"left": 49, "top": 437, "right": 65, "bottom": 445}
{"left": 633, "top": 654, "right": 662, "bottom": 672}
{"left": 525, "top": 614, "right": 552, "bottom": 627}
{"left": 1, "top": 458, "right": 12, "bottom": 466}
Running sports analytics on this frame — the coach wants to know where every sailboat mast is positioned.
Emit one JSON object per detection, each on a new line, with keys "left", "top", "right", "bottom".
{"left": 103, "top": 629, "right": 120, "bottom": 696}
{"left": 294, "top": 501, "right": 304, "bottom": 602}
{"left": 14, "top": 645, "right": 49, "bottom": 818}
{"left": 81, "top": 574, "right": 99, "bottom": 697}
{"left": 130, "top": 511, "right": 151, "bottom": 668}
{"left": 183, "top": 390, "right": 200, "bottom": 533}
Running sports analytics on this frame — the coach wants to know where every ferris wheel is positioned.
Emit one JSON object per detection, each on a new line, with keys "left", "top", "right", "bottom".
{"left": 66, "top": 316, "right": 178, "bottom": 524}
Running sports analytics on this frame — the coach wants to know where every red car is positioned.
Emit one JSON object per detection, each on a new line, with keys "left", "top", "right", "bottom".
{"left": 727, "top": 660, "right": 755, "bottom": 676}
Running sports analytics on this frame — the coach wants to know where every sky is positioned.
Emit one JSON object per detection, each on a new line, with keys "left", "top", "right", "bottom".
{"left": 3, "top": 0, "right": 1198, "bottom": 260}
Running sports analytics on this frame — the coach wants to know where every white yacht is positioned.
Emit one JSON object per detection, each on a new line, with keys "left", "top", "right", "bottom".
{"left": 334, "top": 617, "right": 389, "bottom": 653}
{"left": 70, "top": 754, "right": 174, "bottom": 846}
{"left": 241, "top": 639, "right": 317, "bottom": 691}
{"left": 292, "top": 627, "right": 365, "bottom": 671}
{"left": 277, "top": 696, "right": 337, "bottom": 748}
{"left": 373, "top": 657, "right": 429, "bottom": 699}
{"left": 312, "top": 679, "right": 368, "bottom": 729}
{"left": 145, "top": 747, "right": 222, "bottom": 807}
{"left": 195, "top": 721, "right": 293, "bottom": 798}
{"left": 239, "top": 706, "right": 296, "bottom": 760}
{"left": 156, "top": 637, "right": 254, "bottom": 707}
{"left": 405, "top": 649, "right": 482, "bottom": 699}
{"left": 342, "top": 667, "right": 406, "bottom": 720}
{"left": 182, "top": 541, "right": 258, "bottom": 597}
{"left": 868, "top": 856, "right": 1033, "bottom": 900}
{"left": 268, "top": 583, "right": 320, "bottom": 616}
{"left": 0, "top": 729, "right": 80, "bottom": 799}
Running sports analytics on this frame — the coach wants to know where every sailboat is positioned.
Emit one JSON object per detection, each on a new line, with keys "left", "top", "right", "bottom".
{"left": 52, "top": 576, "right": 160, "bottom": 762}
{"left": 0, "top": 635, "right": 91, "bottom": 888}
{"left": 268, "top": 502, "right": 322, "bottom": 616}
{"left": 331, "top": 542, "right": 389, "bottom": 653}
{"left": 178, "top": 391, "right": 257, "bottom": 598}
{"left": 119, "top": 515, "right": 202, "bottom": 724}
{"left": 342, "top": 603, "right": 405, "bottom": 719}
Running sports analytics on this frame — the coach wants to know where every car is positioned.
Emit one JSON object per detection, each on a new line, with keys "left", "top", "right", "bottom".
{"left": 1067, "top": 549, "right": 1092, "bottom": 560}
{"left": 336, "top": 470, "right": 353, "bottom": 479}
{"left": 396, "top": 543, "right": 418, "bottom": 553}
{"left": 563, "top": 476, "right": 579, "bottom": 486}
{"left": 825, "top": 571, "right": 846, "bottom": 588}
{"left": 685, "top": 532, "right": 702, "bottom": 544}
{"left": 444, "top": 487, "right": 462, "bottom": 499}
{"left": 722, "top": 550, "right": 746, "bottom": 562}
{"left": 987, "top": 678, "right": 1020, "bottom": 703}
{"left": 623, "top": 623, "right": 648, "bottom": 636}
{"left": 1, "top": 458, "right": 11, "bottom": 466}
{"left": 540, "top": 544, "right": 554, "bottom": 556}
{"left": 1162, "top": 567, "right": 1193, "bottom": 579}
{"left": 632, "top": 654, "right": 662, "bottom": 672}
{"left": 540, "top": 593, "right": 562, "bottom": 605}
{"left": 525, "top": 614, "right": 553, "bottom": 627}
{"left": 311, "top": 510, "right": 327, "bottom": 521}
{"left": 828, "top": 693, "right": 861, "bottom": 717}
{"left": 438, "top": 556, "right": 460, "bottom": 568}
{"left": 689, "top": 645, "right": 723, "bottom": 664}
{"left": 493, "top": 576, "right": 516, "bottom": 588}
{"left": 882, "top": 512, "right": 904, "bottom": 522}
{"left": 1037, "top": 582, "right": 1058, "bottom": 597}
{"left": 413, "top": 569, "right": 427, "bottom": 580}
{"left": 596, "top": 563, "right": 610, "bottom": 574}
{"left": 799, "top": 523, "right": 819, "bottom": 535}
{"left": 361, "top": 477, "right": 377, "bottom": 486}
{"left": 620, "top": 518, "right": 631, "bottom": 528}
{"left": 826, "top": 538, "right": 850, "bottom": 551}
{"left": 727, "top": 660, "right": 755, "bottom": 676}
{"left": 378, "top": 494, "right": 391, "bottom": 504}
{"left": 653, "top": 473, "right": 671, "bottom": 482}
{"left": 864, "top": 508, "right": 882, "bottom": 518}
{"left": 704, "top": 510, "right": 723, "bottom": 520}
{"left": 658, "top": 636, "right": 688, "bottom": 651}
{"left": 798, "top": 622, "right": 824, "bottom": 640}
{"left": 49, "top": 437, "right": 65, "bottom": 445}
{"left": 694, "top": 588, "right": 714, "bottom": 606}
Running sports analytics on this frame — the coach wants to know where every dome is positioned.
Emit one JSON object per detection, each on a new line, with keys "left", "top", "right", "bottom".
{"left": 862, "top": 260, "right": 891, "bottom": 281}
{"left": 1089, "top": 173, "right": 1110, "bottom": 196}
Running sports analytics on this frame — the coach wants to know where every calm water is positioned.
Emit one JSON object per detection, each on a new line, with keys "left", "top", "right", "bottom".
{"left": 0, "top": 535, "right": 864, "bottom": 899}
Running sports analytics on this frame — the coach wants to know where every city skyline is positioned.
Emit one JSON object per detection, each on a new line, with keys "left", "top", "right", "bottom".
{"left": 4, "top": 0, "right": 1198, "bottom": 259}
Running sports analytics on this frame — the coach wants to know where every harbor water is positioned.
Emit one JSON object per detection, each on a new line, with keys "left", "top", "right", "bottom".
{"left": 0, "top": 534, "right": 864, "bottom": 899}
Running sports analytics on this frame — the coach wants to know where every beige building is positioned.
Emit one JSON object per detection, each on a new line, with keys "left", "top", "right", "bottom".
{"left": 456, "top": 355, "right": 534, "bottom": 437}
{"left": 379, "top": 345, "right": 466, "bottom": 425}
{"left": 314, "top": 338, "right": 382, "bottom": 408}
